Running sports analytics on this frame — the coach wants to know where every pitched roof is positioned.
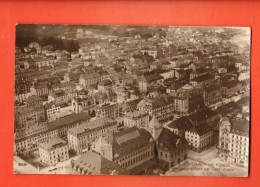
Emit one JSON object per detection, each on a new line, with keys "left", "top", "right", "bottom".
{"left": 189, "top": 108, "right": 218, "bottom": 123}
{"left": 73, "top": 151, "right": 126, "bottom": 175}
{"left": 109, "top": 127, "right": 153, "bottom": 157}
{"left": 231, "top": 118, "right": 249, "bottom": 137}
{"left": 68, "top": 118, "right": 116, "bottom": 135}
{"left": 188, "top": 123, "right": 212, "bottom": 136}
{"left": 168, "top": 116, "right": 193, "bottom": 131}
{"left": 121, "top": 98, "right": 142, "bottom": 112}
{"left": 157, "top": 128, "right": 187, "bottom": 151}
{"left": 191, "top": 73, "right": 214, "bottom": 83}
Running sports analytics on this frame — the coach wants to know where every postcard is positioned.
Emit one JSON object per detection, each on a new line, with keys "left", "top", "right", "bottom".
{"left": 14, "top": 24, "right": 250, "bottom": 176}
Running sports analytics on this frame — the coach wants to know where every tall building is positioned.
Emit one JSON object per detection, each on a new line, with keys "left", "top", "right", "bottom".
{"left": 218, "top": 117, "right": 249, "bottom": 167}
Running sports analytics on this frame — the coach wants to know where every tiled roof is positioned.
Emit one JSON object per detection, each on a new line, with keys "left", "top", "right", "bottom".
{"left": 73, "top": 151, "right": 126, "bottom": 175}
{"left": 109, "top": 127, "right": 154, "bottom": 157}
{"left": 68, "top": 118, "right": 116, "bottom": 135}
{"left": 189, "top": 108, "right": 217, "bottom": 123}
{"left": 157, "top": 128, "right": 187, "bottom": 150}
{"left": 121, "top": 98, "right": 142, "bottom": 112}
{"left": 46, "top": 113, "right": 90, "bottom": 131}
{"left": 189, "top": 123, "right": 212, "bottom": 136}
{"left": 168, "top": 116, "right": 193, "bottom": 131}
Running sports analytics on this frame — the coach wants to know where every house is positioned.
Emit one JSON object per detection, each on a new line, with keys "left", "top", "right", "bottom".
{"left": 202, "top": 84, "right": 222, "bottom": 106}
{"left": 68, "top": 118, "right": 118, "bottom": 154}
{"left": 174, "top": 69, "right": 190, "bottom": 80}
{"left": 98, "top": 79, "right": 113, "bottom": 91}
{"left": 190, "top": 73, "right": 215, "bottom": 87}
{"left": 15, "top": 106, "right": 46, "bottom": 128}
{"left": 79, "top": 72, "right": 101, "bottom": 88}
{"left": 137, "top": 96, "right": 175, "bottom": 123}
{"left": 221, "top": 80, "right": 243, "bottom": 98}
{"left": 120, "top": 98, "right": 142, "bottom": 116}
{"left": 168, "top": 108, "right": 220, "bottom": 151}
{"left": 24, "top": 95, "right": 43, "bottom": 107}
{"left": 138, "top": 74, "right": 164, "bottom": 92}
{"left": 48, "top": 90, "right": 77, "bottom": 105}
{"left": 95, "top": 103, "right": 119, "bottom": 119}
{"left": 124, "top": 110, "right": 149, "bottom": 128}
{"left": 39, "top": 138, "right": 69, "bottom": 166}
{"left": 44, "top": 102, "right": 61, "bottom": 122}
{"left": 168, "top": 116, "right": 214, "bottom": 152}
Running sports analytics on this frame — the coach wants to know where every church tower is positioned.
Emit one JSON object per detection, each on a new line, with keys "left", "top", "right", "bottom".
{"left": 147, "top": 116, "right": 163, "bottom": 140}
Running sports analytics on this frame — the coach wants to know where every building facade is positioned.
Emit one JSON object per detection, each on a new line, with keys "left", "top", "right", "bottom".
{"left": 68, "top": 118, "right": 118, "bottom": 154}
{"left": 218, "top": 117, "right": 249, "bottom": 167}
{"left": 39, "top": 138, "right": 69, "bottom": 166}
{"left": 95, "top": 103, "right": 119, "bottom": 119}
{"left": 123, "top": 110, "right": 149, "bottom": 128}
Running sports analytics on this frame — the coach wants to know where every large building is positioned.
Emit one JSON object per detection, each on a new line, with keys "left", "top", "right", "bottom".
{"left": 123, "top": 110, "right": 149, "bottom": 128}
{"left": 137, "top": 96, "right": 174, "bottom": 123}
{"left": 79, "top": 73, "right": 101, "bottom": 88}
{"left": 190, "top": 73, "right": 215, "bottom": 87}
{"left": 67, "top": 118, "right": 118, "bottom": 154}
{"left": 15, "top": 106, "right": 46, "bottom": 128}
{"left": 72, "top": 96, "right": 95, "bottom": 115}
{"left": 138, "top": 74, "right": 164, "bottom": 93}
{"left": 168, "top": 108, "right": 220, "bottom": 152}
{"left": 44, "top": 102, "right": 61, "bottom": 122}
{"left": 39, "top": 138, "right": 69, "bottom": 166}
{"left": 14, "top": 113, "right": 90, "bottom": 155}
{"left": 218, "top": 117, "right": 249, "bottom": 167}
{"left": 202, "top": 84, "right": 222, "bottom": 106}
{"left": 91, "top": 127, "right": 156, "bottom": 174}
{"left": 48, "top": 90, "right": 77, "bottom": 105}
{"left": 71, "top": 151, "right": 127, "bottom": 175}
{"left": 95, "top": 103, "right": 119, "bottom": 119}
{"left": 147, "top": 117, "right": 188, "bottom": 169}
{"left": 137, "top": 95, "right": 189, "bottom": 123}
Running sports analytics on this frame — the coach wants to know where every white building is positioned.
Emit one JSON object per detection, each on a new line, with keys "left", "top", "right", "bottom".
{"left": 218, "top": 117, "right": 249, "bottom": 167}
{"left": 39, "top": 138, "right": 69, "bottom": 166}
{"left": 124, "top": 110, "right": 149, "bottom": 128}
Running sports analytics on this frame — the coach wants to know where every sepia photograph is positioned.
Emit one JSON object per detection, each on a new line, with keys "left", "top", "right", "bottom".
{"left": 14, "top": 24, "right": 250, "bottom": 176}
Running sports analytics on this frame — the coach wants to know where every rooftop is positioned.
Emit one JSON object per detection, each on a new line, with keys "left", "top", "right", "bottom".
{"left": 68, "top": 118, "right": 116, "bottom": 135}
{"left": 124, "top": 110, "right": 149, "bottom": 119}
{"left": 231, "top": 118, "right": 249, "bottom": 137}
{"left": 73, "top": 151, "right": 126, "bottom": 175}
{"left": 39, "top": 138, "right": 67, "bottom": 150}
